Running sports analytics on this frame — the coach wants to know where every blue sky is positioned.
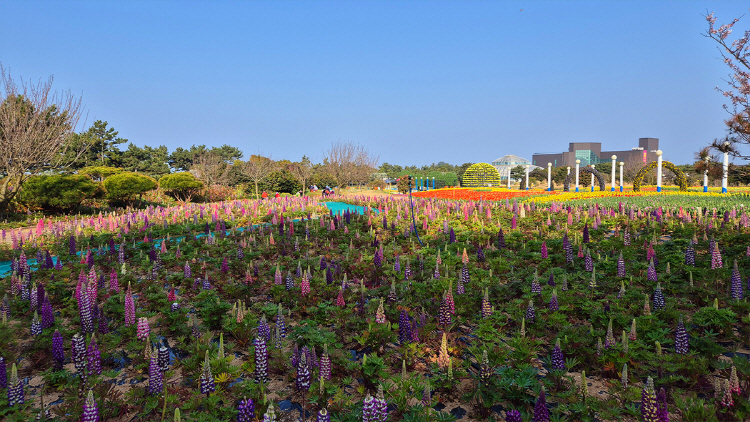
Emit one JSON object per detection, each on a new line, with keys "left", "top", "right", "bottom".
{"left": 1, "top": 0, "right": 747, "bottom": 167}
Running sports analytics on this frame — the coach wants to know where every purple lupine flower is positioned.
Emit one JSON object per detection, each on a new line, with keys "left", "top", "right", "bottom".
{"left": 653, "top": 283, "right": 665, "bottom": 311}
{"left": 449, "top": 228, "right": 456, "bottom": 244}
{"left": 363, "top": 395, "right": 377, "bottom": 422}
{"left": 584, "top": 250, "right": 593, "bottom": 272}
{"left": 549, "top": 290, "right": 559, "bottom": 312}
{"left": 647, "top": 259, "right": 657, "bottom": 282}
{"left": 7, "top": 363, "right": 23, "bottom": 406}
{"left": 497, "top": 228, "right": 505, "bottom": 249}
{"left": 438, "top": 297, "right": 451, "bottom": 326}
{"left": 31, "top": 311, "right": 41, "bottom": 336}
{"left": 399, "top": 310, "right": 412, "bottom": 344}
{"left": 551, "top": 339, "right": 565, "bottom": 370}
{"left": 258, "top": 315, "right": 271, "bottom": 342}
{"left": 674, "top": 316, "right": 689, "bottom": 355}
{"left": 148, "top": 355, "right": 163, "bottom": 395}
{"left": 72, "top": 333, "right": 86, "bottom": 372}
{"left": 373, "top": 249, "right": 382, "bottom": 268}
{"left": 40, "top": 295, "right": 54, "bottom": 329}
{"left": 617, "top": 252, "right": 625, "bottom": 277}
{"left": 221, "top": 257, "right": 229, "bottom": 273}
{"left": 525, "top": 300, "right": 535, "bottom": 324}
{"left": 254, "top": 336, "right": 269, "bottom": 383}
{"left": 69, "top": 235, "right": 76, "bottom": 256}
{"left": 137, "top": 317, "right": 150, "bottom": 341}
{"left": 276, "top": 305, "right": 286, "bottom": 338}
{"left": 532, "top": 387, "right": 550, "bottom": 422}
{"left": 237, "top": 397, "right": 255, "bottom": 422}
{"left": 82, "top": 389, "right": 99, "bottom": 421}
{"left": 656, "top": 387, "right": 669, "bottom": 422}
{"left": 374, "top": 384, "right": 388, "bottom": 422}
{"left": 582, "top": 223, "right": 589, "bottom": 243}
{"left": 0, "top": 357, "right": 7, "bottom": 389}
{"left": 285, "top": 271, "right": 294, "bottom": 291}
{"left": 531, "top": 276, "right": 541, "bottom": 295}
{"left": 477, "top": 246, "right": 485, "bottom": 262}
{"left": 641, "top": 377, "right": 658, "bottom": 422}
{"left": 79, "top": 282, "right": 94, "bottom": 334}
{"left": 461, "top": 263, "right": 470, "bottom": 284}
{"left": 184, "top": 262, "right": 192, "bottom": 278}
{"left": 87, "top": 334, "right": 102, "bottom": 375}
{"left": 52, "top": 330, "right": 65, "bottom": 370}
{"left": 605, "top": 318, "right": 615, "bottom": 349}
{"left": 730, "top": 260, "right": 743, "bottom": 300}
{"left": 505, "top": 410, "right": 522, "bottom": 422}
{"left": 684, "top": 242, "right": 695, "bottom": 266}
{"left": 199, "top": 351, "right": 216, "bottom": 395}
{"left": 296, "top": 353, "right": 311, "bottom": 392}
{"left": 317, "top": 408, "right": 330, "bottom": 422}
{"left": 393, "top": 255, "right": 400, "bottom": 272}
{"left": 547, "top": 272, "right": 555, "bottom": 287}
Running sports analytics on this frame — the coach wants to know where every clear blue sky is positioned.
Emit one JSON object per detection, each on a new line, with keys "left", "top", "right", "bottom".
{"left": 1, "top": 0, "right": 747, "bottom": 167}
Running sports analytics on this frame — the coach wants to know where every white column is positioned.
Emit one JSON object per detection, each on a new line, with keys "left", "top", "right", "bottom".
{"left": 656, "top": 150, "right": 663, "bottom": 192}
{"left": 547, "top": 163, "right": 552, "bottom": 192}
{"left": 722, "top": 142, "right": 729, "bottom": 194}
{"left": 566, "top": 166, "right": 570, "bottom": 175}
{"left": 525, "top": 165, "right": 530, "bottom": 190}
{"left": 610, "top": 155, "right": 617, "bottom": 192}
{"left": 590, "top": 165, "right": 595, "bottom": 192}
{"left": 507, "top": 167, "right": 511, "bottom": 188}
{"left": 703, "top": 157, "right": 709, "bottom": 193}
{"left": 619, "top": 162, "right": 624, "bottom": 192}
{"left": 575, "top": 159, "right": 580, "bottom": 192}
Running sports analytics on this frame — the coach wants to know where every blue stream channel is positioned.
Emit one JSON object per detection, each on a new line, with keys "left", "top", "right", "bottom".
{"left": 0, "top": 201, "right": 374, "bottom": 278}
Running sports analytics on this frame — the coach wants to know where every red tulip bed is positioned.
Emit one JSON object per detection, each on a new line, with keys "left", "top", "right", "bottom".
{"left": 0, "top": 195, "right": 749, "bottom": 422}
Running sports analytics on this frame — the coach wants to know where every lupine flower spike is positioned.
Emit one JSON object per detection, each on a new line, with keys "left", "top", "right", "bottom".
{"left": 200, "top": 350, "right": 216, "bottom": 395}
{"left": 641, "top": 377, "right": 658, "bottom": 422}
{"left": 82, "top": 389, "right": 99, "bottom": 422}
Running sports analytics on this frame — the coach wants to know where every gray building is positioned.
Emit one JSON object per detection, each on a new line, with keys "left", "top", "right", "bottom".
{"left": 532, "top": 138, "right": 659, "bottom": 168}
{"left": 491, "top": 155, "right": 539, "bottom": 180}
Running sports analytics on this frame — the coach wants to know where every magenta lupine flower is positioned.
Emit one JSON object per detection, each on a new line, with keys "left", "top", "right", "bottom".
{"left": 238, "top": 397, "right": 255, "bottom": 422}
{"left": 254, "top": 336, "right": 269, "bottom": 383}
{"left": 541, "top": 241, "right": 548, "bottom": 259}
{"left": 320, "top": 346, "right": 331, "bottom": 381}
{"left": 167, "top": 287, "right": 176, "bottom": 302}
{"left": 137, "top": 317, "right": 150, "bottom": 341}
{"left": 300, "top": 271, "right": 310, "bottom": 297}
{"left": 87, "top": 334, "right": 102, "bottom": 375}
{"left": 711, "top": 242, "right": 723, "bottom": 269}
{"left": 148, "top": 355, "right": 163, "bottom": 395}
{"left": 335, "top": 288, "right": 345, "bottom": 307}
{"left": 641, "top": 377, "right": 658, "bottom": 422}
{"left": 109, "top": 268, "right": 119, "bottom": 293}
{"left": 674, "top": 316, "right": 689, "bottom": 355}
{"left": 124, "top": 284, "right": 136, "bottom": 326}
{"left": 52, "top": 330, "right": 65, "bottom": 370}
{"left": 532, "top": 387, "right": 550, "bottom": 422}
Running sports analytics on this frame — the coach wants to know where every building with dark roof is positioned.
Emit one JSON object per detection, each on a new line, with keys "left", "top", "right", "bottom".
{"left": 532, "top": 138, "right": 659, "bottom": 168}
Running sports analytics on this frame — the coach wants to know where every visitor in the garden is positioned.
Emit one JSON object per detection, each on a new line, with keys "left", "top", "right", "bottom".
{"left": 261, "top": 191, "right": 268, "bottom": 200}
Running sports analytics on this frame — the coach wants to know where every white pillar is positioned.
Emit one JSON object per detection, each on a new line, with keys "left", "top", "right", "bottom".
{"left": 575, "top": 159, "right": 580, "bottom": 192}
{"left": 722, "top": 142, "right": 730, "bottom": 194}
{"left": 547, "top": 163, "right": 552, "bottom": 191}
{"left": 525, "top": 165, "right": 530, "bottom": 190}
{"left": 590, "top": 165, "right": 595, "bottom": 192}
{"left": 703, "top": 157, "right": 709, "bottom": 193}
{"left": 656, "top": 150, "right": 663, "bottom": 192}
{"left": 566, "top": 166, "right": 570, "bottom": 175}
{"left": 507, "top": 167, "right": 511, "bottom": 188}
{"left": 619, "top": 162, "right": 624, "bottom": 192}
{"left": 610, "top": 155, "right": 617, "bottom": 192}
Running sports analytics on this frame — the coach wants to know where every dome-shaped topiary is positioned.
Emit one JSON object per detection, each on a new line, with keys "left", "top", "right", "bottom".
{"left": 462, "top": 163, "right": 502, "bottom": 187}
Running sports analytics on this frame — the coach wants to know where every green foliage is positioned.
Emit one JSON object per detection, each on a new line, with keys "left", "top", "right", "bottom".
{"left": 397, "top": 175, "right": 416, "bottom": 194}
{"left": 120, "top": 144, "right": 171, "bottom": 178}
{"left": 103, "top": 171, "right": 157, "bottom": 205}
{"left": 16, "top": 174, "right": 97, "bottom": 212}
{"left": 79, "top": 166, "right": 124, "bottom": 181}
{"left": 159, "top": 172, "right": 204, "bottom": 201}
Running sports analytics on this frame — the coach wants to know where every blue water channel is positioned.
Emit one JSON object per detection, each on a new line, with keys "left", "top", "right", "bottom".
{"left": 0, "top": 201, "right": 374, "bottom": 278}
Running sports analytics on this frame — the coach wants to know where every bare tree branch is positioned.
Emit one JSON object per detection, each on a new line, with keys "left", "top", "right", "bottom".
{"left": 242, "top": 154, "right": 276, "bottom": 199}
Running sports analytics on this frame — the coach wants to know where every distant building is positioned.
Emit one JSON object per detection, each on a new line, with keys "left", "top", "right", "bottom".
{"left": 491, "top": 155, "right": 539, "bottom": 180}
{"left": 532, "top": 138, "right": 659, "bottom": 168}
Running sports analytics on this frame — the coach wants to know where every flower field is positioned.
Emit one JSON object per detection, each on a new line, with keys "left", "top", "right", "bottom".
{"left": 0, "top": 194, "right": 750, "bottom": 421}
